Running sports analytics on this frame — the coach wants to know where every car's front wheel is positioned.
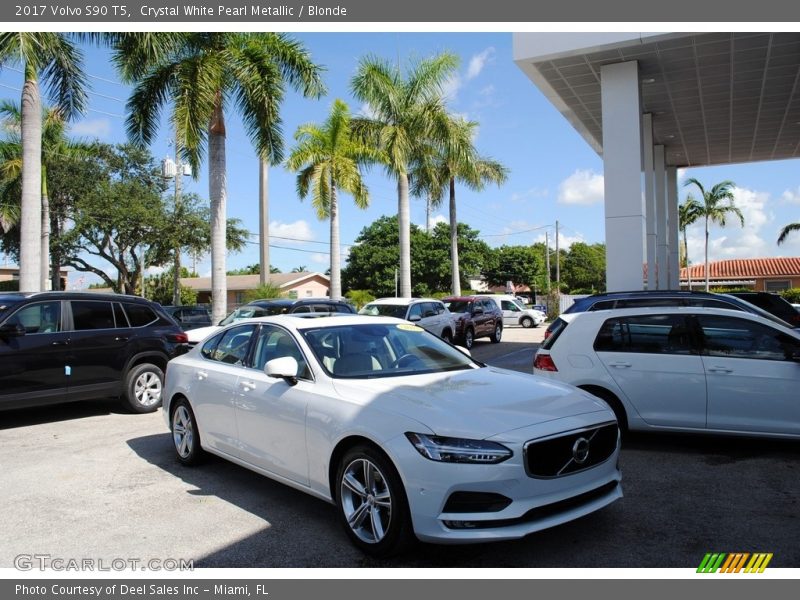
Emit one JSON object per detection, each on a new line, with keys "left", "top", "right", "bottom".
{"left": 335, "top": 445, "right": 413, "bottom": 557}
{"left": 123, "top": 363, "right": 164, "bottom": 413}
{"left": 463, "top": 327, "right": 475, "bottom": 349}
{"left": 171, "top": 399, "right": 205, "bottom": 465}
{"left": 441, "top": 329, "right": 453, "bottom": 344}
{"left": 520, "top": 316, "right": 533, "bottom": 328}
{"left": 490, "top": 323, "right": 503, "bottom": 343}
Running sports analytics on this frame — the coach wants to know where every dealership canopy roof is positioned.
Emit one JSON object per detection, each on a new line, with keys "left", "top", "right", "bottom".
{"left": 515, "top": 32, "right": 800, "bottom": 167}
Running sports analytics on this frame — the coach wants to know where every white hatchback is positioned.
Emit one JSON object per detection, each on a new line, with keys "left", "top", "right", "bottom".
{"left": 534, "top": 307, "right": 800, "bottom": 438}
{"left": 164, "top": 315, "right": 621, "bottom": 556}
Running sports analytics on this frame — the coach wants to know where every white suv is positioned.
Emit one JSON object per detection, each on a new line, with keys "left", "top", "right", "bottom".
{"left": 359, "top": 298, "right": 456, "bottom": 342}
{"left": 477, "top": 294, "right": 545, "bottom": 328}
{"left": 533, "top": 306, "right": 800, "bottom": 438}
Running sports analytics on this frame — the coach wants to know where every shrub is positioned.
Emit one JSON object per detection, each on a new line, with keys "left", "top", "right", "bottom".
{"left": 345, "top": 289, "right": 375, "bottom": 310}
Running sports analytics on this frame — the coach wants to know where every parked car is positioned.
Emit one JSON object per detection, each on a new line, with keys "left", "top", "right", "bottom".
{"left": 727, "top": 292, "right": 800, "bottom": 329}
{"left": 164, "top": 314, "right": 622, "bottom": 556}
{"left": 162, "top": 305, "right": 212, "bottom": 330}
{"left": 547, "top": 289, "right": 797, "bottom": 340}
{"left": 186, "top": 297, "right": 355, "bottom": 344}
{"left": 0, "top": 292, "right": 188, "bottom": 413}
{"left": 477, "top": 294, "right": 545, "bottom": 328}
{"left": 534, "top": 306, "right": 800, "bottom": 438}
{"left": 443, "top": 296, "right": 504, "bottom": 349}
{"left": 358, "top": 298, "right": 455, "bottom": 342}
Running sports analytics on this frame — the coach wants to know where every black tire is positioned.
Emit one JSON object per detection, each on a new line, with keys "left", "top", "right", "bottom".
{"left": 335, "top": 445, "right": 414, "bottom": 557}
{"left": 490, "top": 323, "right": 503, "bottom": 344}
{"left": 170, "top": 398, "right": 205, "bottom": 466}
{"left": 441, "top": 329, "right": 453, "bottom": 344}
{"left": 122, "top": 363, "right": 164, "bottom": 413}
{"left": 463, "top": 327, "right": 475, "bottom": 349}
{"left": 520, "top": 317, "right": 534, "bottom": 328}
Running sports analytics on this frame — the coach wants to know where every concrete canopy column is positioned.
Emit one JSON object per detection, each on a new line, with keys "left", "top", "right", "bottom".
{"left": 643, "top": 114, "right": 656, "bottom": 289}
{"left": 667, "top": 167, "right": 680, "bottom": 289}
{"left": 601, "top": 61, "right": 646, "bottom": 292}
{"left": 655, "top": 145, "right": 668, "bottom": 289}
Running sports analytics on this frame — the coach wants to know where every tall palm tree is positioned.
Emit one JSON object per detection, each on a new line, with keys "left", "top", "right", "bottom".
{"left": 412, "top": 116, "right": 508, "bottom": 295}
{"left": 0, "top": 33, "right": 87, "bottom": 292}
{"left": 0, "top": 101, "right": 95, "bottom": 289}
{"left": 351, "top": 53, "right": 458, "bottom": 297}
{"left": 678, "top": 194, "right": 703, "bottom": 290}
{"left": 683, "top": 178, "right": 744, "bottom": 291}
{"left": 115, "top": 32, "right": 325, "bottom": 324}
{"left": 777, "top": 222, "right": 800, "bottom": 245}
{"left": 287, "top": 99, "right": 379, "bottom": 300}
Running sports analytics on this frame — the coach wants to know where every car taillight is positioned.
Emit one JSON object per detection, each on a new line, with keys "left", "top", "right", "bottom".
{"left": 533, "top": 353, "right": 557, "bottom": 372}
{"left": 168, "top": 332, "right": 189, "bottom": 343}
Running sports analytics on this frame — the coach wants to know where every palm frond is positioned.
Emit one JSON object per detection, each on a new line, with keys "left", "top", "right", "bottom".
{"left": 777, "top": 222, "right": 800, "bottom": 245}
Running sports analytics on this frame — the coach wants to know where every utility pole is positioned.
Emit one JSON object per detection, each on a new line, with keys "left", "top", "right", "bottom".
{"left": 172, "top": 132, "right": 183, "bottom": 306}
{"left": 545, "top": 231, "right": 551, "bottom": 293}
{"left": 555, "top": 220, "right": 560, "bottom": 293}
{"left": 259, "top": 159, "right": 270, "bottom": 286}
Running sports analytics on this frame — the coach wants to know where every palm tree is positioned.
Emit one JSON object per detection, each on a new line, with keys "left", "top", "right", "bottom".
{"left": 291, "top": 265, "right": 308, "bottom": 273}
{"left": 777, "top": 222, "right": 800, "bottom": 245}
{"left": 0, "top": 101, "right": 95, "bottom": 289}
{"left": 287, "top": 99, "right": 380, "bottom": 300}
{"left": 115, "top": 32, "right": 325, "bottom": 324}
{"left": 351, "top": 53, "right": 458, "bottom": 297}
{"left": 412, "top": 115, "right": 508, "bottom": 295}
{"left": 683, "top": 178, "right": 744, "bottom": 291}
{"left": 678, "top": 195, "right": 703, "bottom": 290}
{"left": 0, "top": 33, "right": 87, "bottom": 291}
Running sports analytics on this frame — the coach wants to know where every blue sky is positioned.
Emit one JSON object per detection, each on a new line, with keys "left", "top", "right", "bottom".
{"left": 2, "top": 32, "right": 800, "bottom": 287}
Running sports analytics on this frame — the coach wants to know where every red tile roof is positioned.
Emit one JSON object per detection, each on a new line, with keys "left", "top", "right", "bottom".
{"left": 680, "top": 257, "right": 800, "bottom": 280}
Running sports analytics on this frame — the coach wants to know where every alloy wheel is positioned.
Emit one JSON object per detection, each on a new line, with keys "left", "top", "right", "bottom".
{"left": 134, "top": 371, "right": 162, "bottom": 407}
{"left": 339, "top": 457, "right": 393, "bottom": 544}
{"left": 172, "top": 405, "right": 194, "bottom": 459}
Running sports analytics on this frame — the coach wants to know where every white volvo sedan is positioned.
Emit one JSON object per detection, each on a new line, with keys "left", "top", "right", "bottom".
{"left": 163, "top": 315, "right": 621, "bottom": 556}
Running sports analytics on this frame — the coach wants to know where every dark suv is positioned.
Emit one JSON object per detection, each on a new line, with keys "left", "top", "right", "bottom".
{"left": 0, "top": 292, "right": 188, "bottom": 413}
{"left": 443, "top": 296, "right": 504, "bottom": 349}
{"left": 163, "top": 305, "right": 212, "bottom": 330}
{"left": 727, "top": 292, "right": 800, "bottom": 329}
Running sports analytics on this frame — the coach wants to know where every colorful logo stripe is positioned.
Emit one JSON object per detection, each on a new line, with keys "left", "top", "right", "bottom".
{"left": 697, "top": 553, "right": 773, "bottom": 573}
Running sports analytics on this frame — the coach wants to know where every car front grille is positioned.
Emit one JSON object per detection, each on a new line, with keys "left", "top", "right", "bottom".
{"left": 524, "top": 422, "right": 618, "bottom": 478}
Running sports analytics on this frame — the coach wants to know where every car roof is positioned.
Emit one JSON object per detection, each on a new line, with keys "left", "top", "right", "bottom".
{"left": 0, "top": 291, "right": 154, "bottom": 304}
{"left": 443, "top": 296, "right": 480, "bottom": 301}
{"left": 222, "top": 314, "right": 406, "bottom": 330}
{"left": 367, "top": 297, "right": 440, "bottom": 305}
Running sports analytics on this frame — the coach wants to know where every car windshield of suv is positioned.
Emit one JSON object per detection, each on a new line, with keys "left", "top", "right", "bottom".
{"left": 359, "top": 304, "right": 408, "bottom": 319}
{"left": 302, "top": 323, "right": 476, "bottom": 379}
{"left": 445, "top": 300, "right": 471, "bottom": 313}
{"left": 0, "top": 300, "right": 22, "bottom": 322}
{"left": 219, "top": 305, "right": 285, "bottom": 325}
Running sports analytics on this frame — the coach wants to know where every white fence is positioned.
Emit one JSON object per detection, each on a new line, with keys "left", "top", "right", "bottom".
{"left": 534, "top": 294, "right": 589, "bottom": 316}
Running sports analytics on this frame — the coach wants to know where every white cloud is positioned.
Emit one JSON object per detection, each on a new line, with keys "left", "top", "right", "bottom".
{"left": 431, "top": 214, "right": 448, "bottom": 227}
{"left": 70, "top": 118, "right": 111, "bottom": 139}
{"left": 557, "top": 170, "right": 604, "bottom": 205}
{"left": 466, "top": 47, "right": 496, "bottom": 81}
{"left": 780, "top": 186, "right": 800, "bottom": 205}
{"left": 357, "top": 102, "right": 379, "bottom": 120}
{"left": 533, "top": 231, "right": 585, "bottom": 251}
{"left": 441, "top": 73, "right": 462, "bottom": 102}
{"left": 269, "top": 220, "right": 315, "bottom": 245}
{"left": 478, "top": 84, "right": 495, "bottom": 97}
{"left": 310, "top": 253, "right": 328, "bottom": 265}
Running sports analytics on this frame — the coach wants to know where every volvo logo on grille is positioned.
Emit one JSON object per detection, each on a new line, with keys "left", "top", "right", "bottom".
{"left": 572, "top": 437, "right": 590, "bottom": 464}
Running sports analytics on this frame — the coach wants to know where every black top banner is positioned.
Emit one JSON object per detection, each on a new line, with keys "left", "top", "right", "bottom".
{"left": 3, "top": 0, "right": 800, "bottom": 23}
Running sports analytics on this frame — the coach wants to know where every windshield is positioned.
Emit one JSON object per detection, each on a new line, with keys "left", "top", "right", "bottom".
{"left": 359, "top": 304, "right": 408, "bottom": 319}
{"left": 219, "top": 305, "right": 285, "bottom": 325}
{"left": 0, "top": 299, "right": 22, "bottom": 323}
{"left": 445, "top": 300, "right": 471, "bottom": 313}
{"left": 301, "top": 323, "right": 476, "bottom": 378}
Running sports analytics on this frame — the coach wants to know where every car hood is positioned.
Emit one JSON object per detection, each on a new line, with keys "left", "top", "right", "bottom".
{"left": 331, "top": 366, "right": 610, "bottom": 439}
{"left": 186, "top": 325, "right": 222, "bottom": 343}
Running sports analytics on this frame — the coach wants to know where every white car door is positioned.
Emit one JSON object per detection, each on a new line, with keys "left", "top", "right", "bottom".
{"left": 232, "top": 325, "right": 311, "bottom": 485}
{"left": 696, "top": 314, "right": 800, "bottom": 435}
{"left": 192, "top": 324, "right": 257, "bottom": 457}
{"left": 500, "top": 300, "right": 522, "bottom": 327}
{"left": 594, "top": 314, "right": 707, "bottom": 428}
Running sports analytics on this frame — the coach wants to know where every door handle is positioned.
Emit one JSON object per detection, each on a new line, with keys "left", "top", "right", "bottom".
{"left": 240, "top": 380, "right": 256, "bottom": 392}
{"left": 708, "top": 366, "right": 733, "bottom": 374}
{"left": 51, "top": 340, "right": 69, "bottom": 346}
{"left": 196, "top": 370, "right": 208, "bottom": 380}
{"left": 608, "top": 361, "right": 631, "bottom": 368}
{"left": 114, "top": 336, "right": 129, "bottom": 342}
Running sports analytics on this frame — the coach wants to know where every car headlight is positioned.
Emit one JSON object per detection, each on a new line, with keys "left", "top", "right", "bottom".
{"left": 405, "top": 432, "right": 512, "bottom": 464}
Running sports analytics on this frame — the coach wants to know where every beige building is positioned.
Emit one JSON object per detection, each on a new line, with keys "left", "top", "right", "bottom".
{"left": 180, "top": 271, "right": 331, "bottom": 306}
{"left": 0, "top": 266, "right": 69, "bottom": 291}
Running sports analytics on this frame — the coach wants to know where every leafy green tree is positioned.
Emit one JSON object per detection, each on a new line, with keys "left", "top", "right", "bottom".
{"left": 425, "top": 221, "right": 492, "bottom": 294}
{"left": 483, "top": 245, "right": 542, "bottom": 291}
{"left": 227, "top": 264, "right": 281, "bottom": 275}
{"left": 345, "top": 289, "right": 375, "bottom": 310}
{"left": 684, "top": 178, "right": 743, "bottom": 291}
{"left": 243, "top": 282, "right": 283, "bottom": 303}
{"left": 561, "top": 242, "right": 606, "bottom": 293}
{"left": 0, "top": 33, "right": 88, "bottom": 291}
{"left": 145, "top": 269, "right": 198, "bottom": 305}
{"left": 351, "top": 52, "right": 458, "bottom": 297}
{"left": 115, "top": 32, "right": 325, "bottom": 325}
{"left": 287, "top": 99, "right": 380, "bottom": 300}
{"left": 777, "top": 221, "right": 799, "bottom": 246}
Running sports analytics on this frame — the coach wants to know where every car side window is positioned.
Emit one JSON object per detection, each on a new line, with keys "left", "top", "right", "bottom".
{"left": 408, "top": 303, "right": 423, "bottom": 319}
{"left": 71, "top": 301, "right": 115, "bottom": 330}
{"left": 421, "top": 303, "right": 437, "bottom": 318}
{"left": 113, "top": 303, "right": 130, "bottom": 327}
{"left": 594, "top": 314, "right": 694, "bottom": 355}
{"left": 6, "top": 301, "right": 62, "bottom": 334}
{"left": 201, "top": 332, "right": 225, "bottom": 361}
{"left": 590, "top": 300, "right": 616, "bottom": 311}
{"left": 434, "top": 302, "right": 445, "bottom": 315}
{"left": 123, "top": 303, "right": 158, "bottom": 327}
{"left": 292, "top": 305, "right": 312, "bottom": 313}
{"left": 252, "top": 325, "right": 311, "bottom": 379}
{"left": 687, "top": 298, "right": 743, "bottom": 311}
{"left": 695, "top": 315, "right": 799, "bottom": 361}
{"left": 501, "top": 300, "right": 519, "bottom": 312}
{"left": 210, "top": 325, "right": 256, "bottom": 366}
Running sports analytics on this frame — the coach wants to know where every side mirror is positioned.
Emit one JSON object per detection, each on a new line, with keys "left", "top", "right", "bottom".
{"left": 264, "top": 356, "right": 299, "bottom": 385}
{"left": 472, "top": 308, "right": 483, "bottom": 316}
{"left": 0, "top": 323, "right": 25, "bottom": 338}
{"left": 408, "top": 314, "right": 422, "bottom": 322}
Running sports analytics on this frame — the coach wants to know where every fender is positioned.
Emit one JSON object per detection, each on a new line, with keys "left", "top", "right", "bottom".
{"left": 122, "top": 350, "right": 170, "bottom": 376}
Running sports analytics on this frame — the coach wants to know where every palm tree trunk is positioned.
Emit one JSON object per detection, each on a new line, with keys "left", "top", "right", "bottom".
{"left": 258, "top": 158, "right": 270, "bottom": 286}
{"left": 704, "top": 215, "right": 710, "bottom": 292}
{"left": 172, "top": 136, "right": 183, "bottom": 306}
{"left": 209, "top": 98, "right": 228, "bottom": 324}
{"left": 50, "top": 213, "right": 61, "bottom": 290}
{"left": 449, "top": 177, "right": 461, "bottom": 296}
{"left": 41, "top": 166, "right": 50, "bottom": 290}
{"left": 329, "top": 181, "right": 341, "bottom": 299}
{"left": 683, "top": 228, "right": 691, "bottom": 290}
{"left": 426, "top": 194, "right": 432, "bottom": 233}
{"left": 397, "top": 172, "right": 411, "bottom": 298}
{"left": 19, "top": 67, "right": 42, "bottom": 292}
